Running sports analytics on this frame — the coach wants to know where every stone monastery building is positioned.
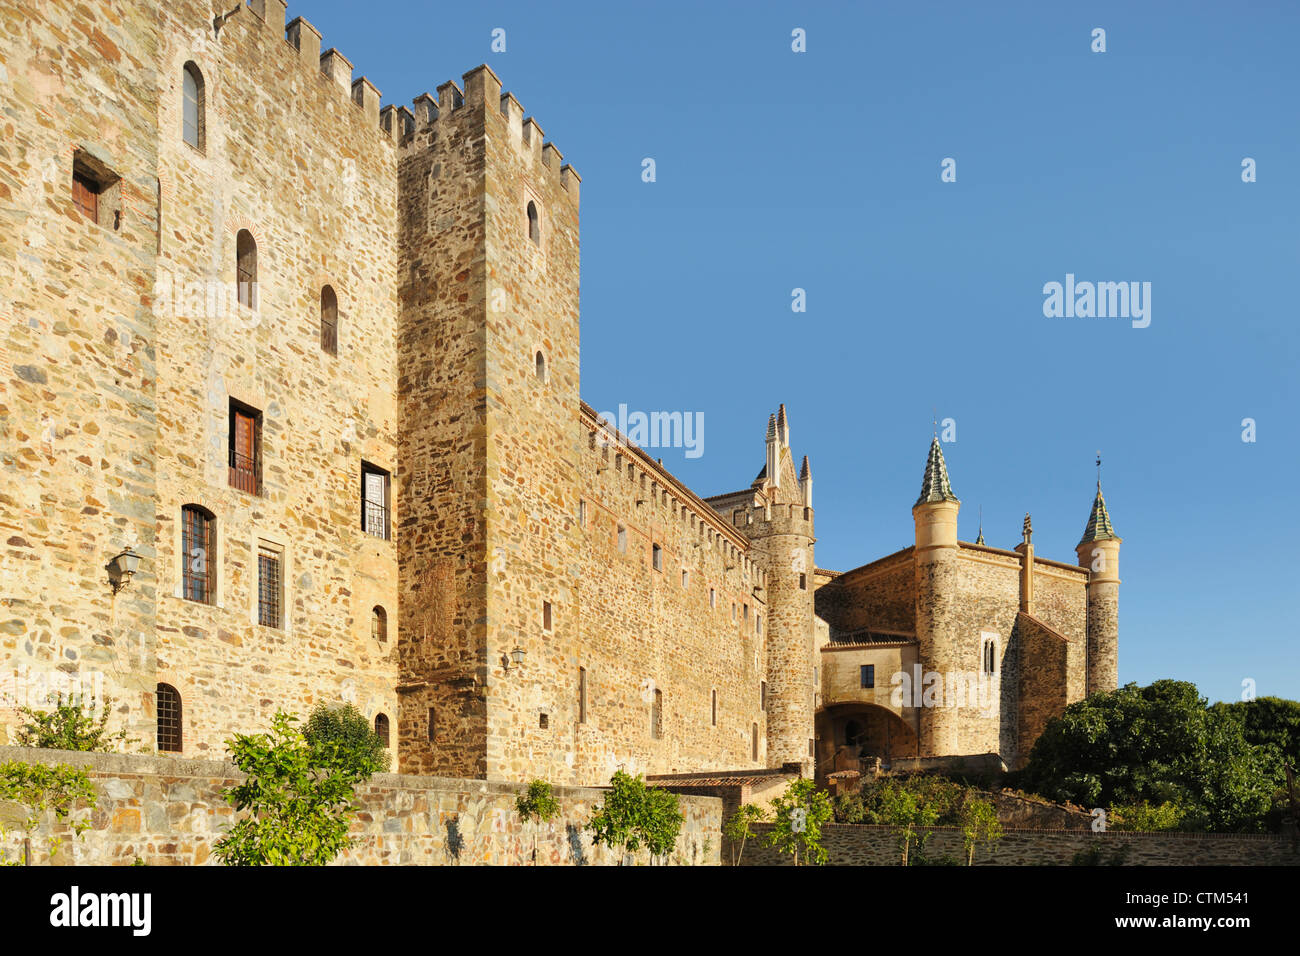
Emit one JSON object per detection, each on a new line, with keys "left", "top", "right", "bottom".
{"left": 0, "top": 0, "right": 1120, "bottom": 786}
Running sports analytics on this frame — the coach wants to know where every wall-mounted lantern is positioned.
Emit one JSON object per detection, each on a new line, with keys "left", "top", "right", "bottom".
{"left": 504, "top": 645, "right": 527, "bottom": 672}
{"left": 108, "top": 547, "right": 141, "bottom": 595}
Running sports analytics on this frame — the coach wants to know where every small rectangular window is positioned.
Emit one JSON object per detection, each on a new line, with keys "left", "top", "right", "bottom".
{"left": 760, "top": 681, "right": 767, "bottom": 711}
{"left": 427, "top": 706, "right": 436, "bottom": 742}
{"left": 652, "top": 543, "right": 663, "bottom": 571}
{"left": 756, "top": 615, "right": 762, "bottom": 636}
{"left": 539, "top": 712, "right": 549, "bottom": 729}
{"left": 617, "top": 525, "right": 627, "bottom": 554}
{"left": 799, "top": 573, "right": 807, "bottom": 590}
{"left": 861, "top": 664, "right": 875, "bottom": 689}
{"left": 743, "top": 603, "right": 749, "bottom": 622}
{"left": 681, "top": 569, "right": 688, "bottom": 588}
{"left": 72, "top": 170, "right": 99, "bottom": 222}
{"left": 362, "top": 462, "right": 391, "bottom": 540}
{"left": 543, "top": 601, "right": 553, "bottom": 632}
{"left": 709, "top": 588, "right": 716, "bottom": 608}
{"left": 71, "top": 151, "right": 122, "bottom": 231}
{"left": 578, "top": 499, "right": 586, "bottom": 527}
{"left": 257, "top": 544, "right": 282, "bottom": 629}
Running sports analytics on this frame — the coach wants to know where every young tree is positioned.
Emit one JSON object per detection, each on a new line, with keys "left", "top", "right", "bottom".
{"left": 874, "top": 780, "right": 940, "bottom": 865}
{"left": 959, "top": 798, "right": 1002, "bottom": 865}
{"left": 515, "top": 779, "right": 559, "bottom": 865}
{"left": 0, "top": 761, "right": 97, "bottom": 865}
{"left": 303, "top": 702, "right": 390, "bottom": 775}
{"left": 16, "top": 695, "right": 134, "bottom": 753}
{"left": 586, "top": 770, "right": 684, "bottom": 865}
{"left": 722, "top": 803, "right": 766, "bottom": 866}
{"left": 765, "top": 778, "right": 833, "bottom": 866}
{"left": 214, "top": 710, "right": 372, "bottom": 866}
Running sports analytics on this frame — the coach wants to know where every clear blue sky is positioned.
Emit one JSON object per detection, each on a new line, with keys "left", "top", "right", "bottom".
{"left": 300, "top": 0, "right": 1299, "bottom": 704}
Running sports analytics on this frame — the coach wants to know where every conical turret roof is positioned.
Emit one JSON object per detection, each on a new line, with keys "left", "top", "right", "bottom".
{"left": 1079, "top": 486, "right": 1119, "bottom": 544}
{"left": 914, "top": 437, "right": 959, "bottom": 508}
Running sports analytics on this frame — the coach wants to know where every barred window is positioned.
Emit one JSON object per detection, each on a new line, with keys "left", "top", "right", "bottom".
{"left": 156, "top": 683, "right": 182, "bottom": 753}
{"left": 181, "top": 505, "right": 214, "bottom": 604}
{"left": 362, "top": 462, "right": 390, "bottom": 540}
{"left": 258, "top": 545, "right": 282, "bottom": 629}
{"left": 182, "top": 62, "right": 205, "bottom": 151}
{"left": 374, "top": 713, "right": 390, "bottom": 748}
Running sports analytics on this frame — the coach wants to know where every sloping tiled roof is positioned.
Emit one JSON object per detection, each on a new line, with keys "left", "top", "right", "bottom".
{"left": 1079, "top": 486, "right": 1119, "bottom": 544}
{"left": 915, "top": 436, "right": 958, "bottom": 507}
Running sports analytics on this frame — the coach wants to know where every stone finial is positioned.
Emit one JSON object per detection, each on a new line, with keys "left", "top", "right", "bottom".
{"left": 776, "top": 403, "right": 789, "bottom": 447}
{"left": 766, "top": 413, "right": 777, "bottom": 441}
{"left": 1022, "top": 513, "right": 1032, "bottom": 544}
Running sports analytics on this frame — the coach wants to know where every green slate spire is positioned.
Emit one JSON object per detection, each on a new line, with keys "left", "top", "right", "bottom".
{"left": 914, "top": 436, "right": 959, "bottom": 508}
{"left": 1079, "top": 485, "right": 1118, "bottom": 544}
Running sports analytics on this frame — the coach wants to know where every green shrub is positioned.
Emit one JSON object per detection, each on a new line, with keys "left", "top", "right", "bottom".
{"left": 302, "top": 702, "right": 390, "bottom": 776}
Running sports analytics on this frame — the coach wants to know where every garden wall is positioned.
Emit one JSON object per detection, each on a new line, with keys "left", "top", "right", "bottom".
{"left": 0, "top": 747, "right": 721, "bottom": 866}
{"left": 740, "top": 822, "right": 1299, "bottom": 866}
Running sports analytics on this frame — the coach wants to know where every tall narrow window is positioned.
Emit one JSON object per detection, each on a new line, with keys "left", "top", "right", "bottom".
{"left": 374, "top": 713, "right": 390, "bottom": 748}
{"left": 258, "top": 544, "right": 283, "bottom": 629}
{"left": 372, "top": 605, "right": 387, "bottom": 643}
{"left": 543, "top": 601, "right": 553, "bottom": 631}
{"left": 427, "top": 707, "right": 436, "bottom": 741}
{"left": 578, "top": 499, "right": 586, "bottom": 527}
{"left": 652, "top": 543, "right": 663, "bottom": 571}
{"left": 578, "top": 667, "right": 587, "bottom": 724}
{"left": 799, "top": 573, "right": 807, "bottom": 590}
{"left": 617, "top": 525, "right": 627, "bottom": 554}
{"left": 709, "top": 588, "right": 716, "bottom": 608}
{"left": 156, "top": 683, "right": 182, "bottom": 753}
{"left": 752, "top": 722, "right": 759, "bottom": 761}
{"left": 861, "top": 664, "right": 875, "bottom": 689}
{"left": 228, "top": 399, "right": 261, "bottom": 495}
{"left": 711, "top": 689, "right": 717, "bottom": 726}
{"left": 534, "top": 350, "right": 546, "bottom": 382}
{"left": 320, "top": 285, "right": 338, "bottom": 355}
{"left": 361, "top": 462, "right": 391, "bottom": 540}
{"left": 236, "top": 229, "right": 257, "bottom": 309}
{"left": 180, "top": 505, "right": 214, "bottom": 604}
{"left": 182, "top": 62, "right": 205, "bottom": 151}
{"left": 651, "top": 688, "right": 662, "bottom": 740}
{"left": 760, "top": 681, "right": 767, "bottom": 711}
{"left": 526, "top": 200, "right": 539, "bottom": 244}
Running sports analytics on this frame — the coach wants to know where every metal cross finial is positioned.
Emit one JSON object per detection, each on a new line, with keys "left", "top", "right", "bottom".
{"left": 1096, "top": 450, "right": 1102, "bottom": 491}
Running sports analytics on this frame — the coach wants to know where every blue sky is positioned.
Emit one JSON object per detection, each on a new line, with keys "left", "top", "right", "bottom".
{"left": 300, "top": 0, "right": 1299, "bottom": 703}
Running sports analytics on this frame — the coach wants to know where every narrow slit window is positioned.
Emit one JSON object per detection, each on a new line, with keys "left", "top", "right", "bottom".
{"left": 320, "top": 285, "right": 338, "bottom": 355}
{"left": 236, "top": 229, "right": 257, "bottom": 309}
{"left": 527, "top": 200, "right": 539, "bottom": 244}
{"left": 182, "top": 62, "right": 205, "bottom": 151}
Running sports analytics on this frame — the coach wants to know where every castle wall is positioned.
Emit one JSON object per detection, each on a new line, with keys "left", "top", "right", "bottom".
{"left": 567, "top": 418, "right": 769, "bottom": 783}
{"left": 814, "top": 548, "right": 916, "bottom": 636}
{"left": 0, "top": 0, "right": 164, "bottom": 746}
{"left": 1015, "top": 612, "right": 1071, "bottom": 764}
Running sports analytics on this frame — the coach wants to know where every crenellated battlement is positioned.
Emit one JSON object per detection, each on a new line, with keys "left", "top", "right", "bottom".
{"left": 734, "top": 501, "right": 816, "bottom": 541}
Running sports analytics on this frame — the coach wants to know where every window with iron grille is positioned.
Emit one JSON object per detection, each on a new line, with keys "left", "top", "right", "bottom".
{"left": 361, "top": 462, "right": 390, "bottom": 540}
{"left": 320, "top": 285, "right": 338, "bottom": 355}
{"left": 157, "top": 683, "right": 182, "bottom": 753}
{"left": 374, "top": 713, "right": 390, "bottom": 748}
{"left": 258, "top": 546, "right": 282, "bottom": 629}
{"left": 228, "top": 399, "right": 261, "bottom": 495}
{"left": 181, "top": 505, "right": 214, "bottom": 604}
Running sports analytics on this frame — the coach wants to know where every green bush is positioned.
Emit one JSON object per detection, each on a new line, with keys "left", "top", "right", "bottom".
{"left": 302, "top": 702, "right": 390, "bottom": 776}
{"left": 15, "top": 696, "right": 134, "bottom": 753}
{"left": 587, "top": 770, "right": 684, "bottom": 865}
{"left": 0, "top": 760, "right": 98, "bottom": 864}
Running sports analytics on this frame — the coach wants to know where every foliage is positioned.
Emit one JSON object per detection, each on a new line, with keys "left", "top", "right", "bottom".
{"left": 515, "top": 779, "right": 560, "bottom": 865}
{"left": 1011, "top": 680, "right": 1276, "bottom": 832}
{"left": 586, "top": 771, "right": 684, "bottom": 864}
{"left": 721, "top": 803, "right": 766, "bottom": 865}
{"left": 833, "top": 792, "right": 866, "bottom": 824}
{"left": 765, "top": 778, "right": 833, "bottom": 866}
{"left": 1107, "top": 801, "right": 1186, "bottom": 832}
{"left": 15, "top": 696, "right": 135, "bottom": 753}
{"left": 1070, "top": 842, "right": 1131, "bottom": 866}
{"left": 214, "top": 710, "right": 372, "bottom": 866}
{"left": 0, "top": 760, "right": 98, "bottom": 864}
{"left": 872, "top": 779, "right": 941, "bottom": 865}
{"left": 960, "top": 798, "right": 1002, "bottom": 865}
{"left": 302, "top": 702, "right": 390, "bottom": 776}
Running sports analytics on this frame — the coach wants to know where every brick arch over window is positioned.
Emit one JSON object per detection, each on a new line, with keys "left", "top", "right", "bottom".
{"left": 182, "top": 61, "right": 205, "bottom": 151}
{"left": 156, "top": 683, "right": 183, "bottom": 753}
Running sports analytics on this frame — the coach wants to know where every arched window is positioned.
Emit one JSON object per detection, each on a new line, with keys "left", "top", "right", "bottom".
{"left": 180, "top": 505, "right": 215, "bottom": 604}
{"left": 236, "top": 230, "right": 257, "bottom": 309}
{"left": 157, "top": 683, "right": 182, "bottom": 752}
{"left": 320, "top": 285, "right": 338, "bottom": 355}
{"left": 526, "top": 201, "right": 539, "bottom": 244}
{"left": 182, "top": 62, "right": 205, "bottom": 151}
{"left": 534, "top": 350, "right": 546, "bottom": 382}
{"left": 374, "top": 713, "right": 390, "bottom": 748}
{"left": 372, "top": 605, "right": 387, "bottom": 643}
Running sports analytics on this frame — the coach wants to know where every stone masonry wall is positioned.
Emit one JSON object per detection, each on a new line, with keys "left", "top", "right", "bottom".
{"left": 741, "top": 822, "right": 1299, "bottom": 866}
{"left": 0, "top": 746, "right": 721, "bottom": 866}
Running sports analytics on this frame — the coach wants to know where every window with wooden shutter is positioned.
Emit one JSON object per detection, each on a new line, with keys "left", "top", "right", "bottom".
{"left": 72, "top": 171, "right": 99, "bottom": 222}
{"left": 228, "top": 400, "right": 260, "bottom": 494}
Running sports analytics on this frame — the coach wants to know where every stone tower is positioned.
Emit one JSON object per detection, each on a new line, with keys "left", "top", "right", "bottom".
{"left": 395, "top": 64, "right": 582, "bottom": 776}
{"left": 1076, "top": 483, "right": 1121, "bottom": 695}
{"left": 912, "top": 437, "right": 962, "bottom": 755}
{"left": 742, "top": 406, "right": 816, "bottom": 770}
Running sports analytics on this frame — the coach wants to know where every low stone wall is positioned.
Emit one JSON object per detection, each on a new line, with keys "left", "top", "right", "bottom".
{"left": 740, "top": 822, "right": 1300, "bottom": 866}
{"left": 0, "top": 747, "right": 722, "bottom": 866}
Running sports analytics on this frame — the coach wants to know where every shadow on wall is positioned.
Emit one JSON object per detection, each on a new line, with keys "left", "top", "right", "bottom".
{"left": 444, "top": 816, "right": 463, "bottom": 863}
{"left": 567, "top": 823, "right": 587, "bottom": 866}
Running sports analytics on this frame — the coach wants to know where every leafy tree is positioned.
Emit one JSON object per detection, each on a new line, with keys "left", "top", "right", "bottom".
{"left": 0, "top": 761, "right": 97, "bottom": 864}
{"left": 722, "top": 803, "right": 766, "bottom": 865}
{"left": 587, "top": 771, "right": 684, "bottom": 865}
{"left": 303, "top": 702, "right": 390, "bottom": 775}
{"left": 872, "top": 779, "right": 940, "bottom": 865}
{"left": 1107, "top": 801, "right": 1186, "bottom": 832}
{"left": 214, "top": 710, "right": 372, "bottom": 866}
{"left": 15, "top": 696, "right": 134, "bottom": 753}
{"left": 515, "top": 779, "right": 559, "bottom": 865}
{"left": 960, "top": 798, "right": 1002, "bottom": 865}
{"left": 765, "top": 778, "right": 833, "bottom": 866}
{"left": 1012, "top": 680, "right": 1274, "bottom": 832}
